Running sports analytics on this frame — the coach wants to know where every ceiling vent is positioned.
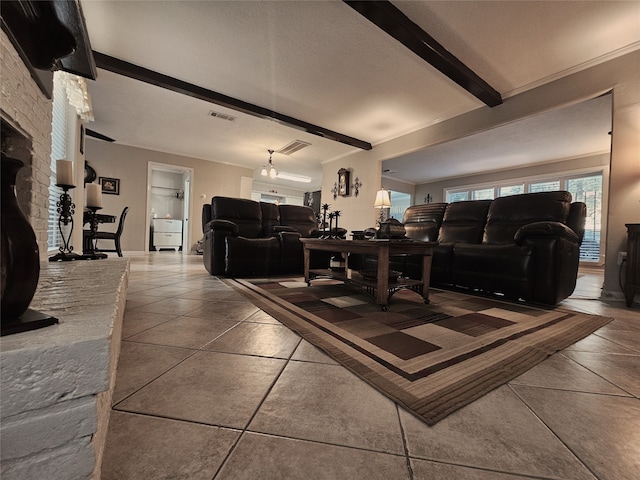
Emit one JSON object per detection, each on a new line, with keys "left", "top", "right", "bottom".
{"left": 208, "top": 110, "right": 236, "bottom": 122}
{"left": 277, "top": 140, "right": 311, "bottom": 155}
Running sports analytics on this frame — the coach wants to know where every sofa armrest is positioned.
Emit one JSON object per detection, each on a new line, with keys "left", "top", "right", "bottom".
{"left": 204, "top": 219, "right": 240, "bottom": 236}
{"left": 272, "top": 225, "right": 298, "bottom": 234}
{"left": 514, "top": 221, "right": 579, "bottom": 245}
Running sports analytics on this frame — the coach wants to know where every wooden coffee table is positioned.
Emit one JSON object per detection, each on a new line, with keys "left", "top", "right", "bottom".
{"left": 300, "top": 238, "right": 436, "bottom": 310}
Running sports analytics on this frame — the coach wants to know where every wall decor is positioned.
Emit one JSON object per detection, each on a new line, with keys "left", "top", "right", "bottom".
{"left": 332, "top": 182, "right": 338, "bottom": 200}
{"left": 99, "top": 177, "right": 120, "bottom": 195}
{"left": 337, "top": 168, "right": 350, "bottom": 196}
{"left": 352, "top": 176, "right": 363, "bottom": 197}
{"left": 84, "top": 161, "right": 96, "bottom": 184}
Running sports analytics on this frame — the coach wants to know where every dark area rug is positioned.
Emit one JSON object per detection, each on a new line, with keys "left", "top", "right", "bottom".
{"left": 225, "top": 276, "right": 613, "bottom": 425}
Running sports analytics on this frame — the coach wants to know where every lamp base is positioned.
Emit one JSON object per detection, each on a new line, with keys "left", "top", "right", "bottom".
{"left": 1, "top": 308, "right": 59, "bottom": 336}
{"left": 49, "top": 251, "right": 81, "bottom": 262}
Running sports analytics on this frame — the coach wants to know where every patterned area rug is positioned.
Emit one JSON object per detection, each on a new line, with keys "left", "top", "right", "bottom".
{"left": 225, "top": 277, "right": 612, "bottom": 425}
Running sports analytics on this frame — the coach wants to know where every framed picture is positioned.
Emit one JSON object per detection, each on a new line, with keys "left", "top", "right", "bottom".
{"left": 99, "top": 177, "right": 120, "bottom": 195}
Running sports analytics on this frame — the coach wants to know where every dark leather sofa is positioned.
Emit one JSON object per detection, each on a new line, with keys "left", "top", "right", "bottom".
{"left": 201, "top": 196, "right": 339, "bottom": 276}
{"left": 355, "top": 191, "right": 586, "bottom": 306}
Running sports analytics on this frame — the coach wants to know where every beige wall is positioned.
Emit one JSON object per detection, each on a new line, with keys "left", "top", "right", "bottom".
{"left": 85, "top": 139, "right": 254, "bottom": 252}
{"left": 323, "top": 49, "right": 639, "bottom": 298}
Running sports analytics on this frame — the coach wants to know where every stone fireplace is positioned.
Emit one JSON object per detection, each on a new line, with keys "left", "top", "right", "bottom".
{"left": 1, "top": 31, "right": 127, "bottom": 480}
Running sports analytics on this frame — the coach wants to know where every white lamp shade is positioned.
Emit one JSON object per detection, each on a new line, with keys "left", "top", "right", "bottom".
{"left": 261, "top": 166, "right": 267, "bottom": 176}
{"left": 374, "top": 189, "right": 391, "bottom": 208}
{"left": 269, "top": 167, "right": 277, "bottom": 178}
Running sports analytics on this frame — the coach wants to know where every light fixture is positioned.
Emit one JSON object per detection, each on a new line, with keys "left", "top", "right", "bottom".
{"left": 374, "top": 188, "right": 391, "bottom": 224}
{"left": 261, "top": 149, "right": 277, "bottom": 178}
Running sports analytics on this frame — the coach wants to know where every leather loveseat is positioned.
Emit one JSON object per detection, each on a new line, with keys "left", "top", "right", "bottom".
{"left": 202, "top": 196, "right": 339, "bottom": 277}
{"left": 356, "top": 191, "right": 586, "bottom": 306}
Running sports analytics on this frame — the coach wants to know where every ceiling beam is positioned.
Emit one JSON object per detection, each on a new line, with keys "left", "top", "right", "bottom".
{"left": 93, "top": 52, "right": 373, "bottom": 151}
{"left": 344, "top": 1, "right": 502, "bottom": 107}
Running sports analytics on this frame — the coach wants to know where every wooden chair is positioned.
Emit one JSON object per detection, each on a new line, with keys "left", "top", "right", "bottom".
{"left": 93, "top": 206, "right": 129, "bottom": 257}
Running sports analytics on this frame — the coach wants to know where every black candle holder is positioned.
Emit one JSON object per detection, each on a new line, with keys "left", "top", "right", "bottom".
{"left": 320, "top": 203, "right": 330, "bottom": 239}
{"left": 80, "top": 206, "right": 108, "bottom": 260}
{"left": 49, "top": 184, "right": 80, "bottom": 262}
{"left": 332, "top": 210, "right": 342, "bottom": 239}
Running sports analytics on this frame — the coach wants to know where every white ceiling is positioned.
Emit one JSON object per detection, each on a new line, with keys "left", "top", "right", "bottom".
{"left": 80, "top": 1, "right": 640, "bottom": 191}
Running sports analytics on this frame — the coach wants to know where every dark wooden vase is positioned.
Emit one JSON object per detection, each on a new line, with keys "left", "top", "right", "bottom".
{"left": 1, "top": 155, "right": 40, "bottom": 320}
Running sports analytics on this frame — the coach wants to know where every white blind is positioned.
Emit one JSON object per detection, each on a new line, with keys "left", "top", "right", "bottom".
{"left": 48, "top": 75, "right": 68, "bottom": 250}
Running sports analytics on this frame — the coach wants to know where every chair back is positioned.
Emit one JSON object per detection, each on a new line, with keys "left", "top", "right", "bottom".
{"left": 116, "top": 207, "right": 129, "bottom": 236}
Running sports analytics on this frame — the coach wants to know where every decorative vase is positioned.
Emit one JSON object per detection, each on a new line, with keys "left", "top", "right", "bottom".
{"left": 1, "top": 155, "right": 41, "bottom": 320}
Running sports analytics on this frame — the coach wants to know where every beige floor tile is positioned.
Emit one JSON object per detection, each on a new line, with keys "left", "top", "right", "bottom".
{"left": 509, "top": 352, "right": 630, "bottom": 395}
{"left": 410, "top": 459, "right": 539, "bottom": 479}
{"left": 563, "top": 331, "right": 638, "bottom": 354}
{"left": 121, "top": 310, "right": 178, "bottom": 339}
{"left": 116, "top": 351, "right": 285, "bottom": 429}
{"left": 184, "top": 300, "right": 259, "bottom": 320}
{"left": 203, "top": 322, "right": 301, "bottom": 358}
{"left": 130, "top": 297, "right": 212, "bottom": 316}
{"left": 216, "top": 432, "right": 409, "bottom": 480}
{"left": 563, "top": 350, "right": 640, "bottom": 396}
{"left": 127, "top": 316, "right": 239, "bottom": 349}
{"left": 125, "top": 294, "right": 165, "bottom": 310}
{"left": 513, "top": 385, "right": 640, "bottom": 480}
{"left": 291, "top": 339, "right": 339, "bottom": 365}
{"left": 113, "top": 341, "right": 195, "bottom": 404}
{"left": 594, "top": 327, "right": 640, "bottom": 353}
{"left": 249, "top": 361, "right": 405, "bottom": 454}
{"left": 400, "top": 386, "right": 595, "bottom": 479}
{"left": 101, "top": 411, "right": 240, "bottom": 480}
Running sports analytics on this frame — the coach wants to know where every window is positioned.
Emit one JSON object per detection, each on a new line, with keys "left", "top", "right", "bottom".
{"left": 472, "top": 188, "right": 494, "bottom": 200}
{"left": 499, "top": 185, "right": 524, "bottom": 197}
{"left": 48, "top": 76, "right": 68, "bottom": 251}
{"left": 444, "top": 170, "right": 605, "bottom": 262}
{"left": 529, "top": 180, "right": 560, "bottom": 193}
{"left": 446, "top": 190, "right": 469, "bottom": 202}
{"left": 389, "top": 191, "right": 411, "bottom": 221}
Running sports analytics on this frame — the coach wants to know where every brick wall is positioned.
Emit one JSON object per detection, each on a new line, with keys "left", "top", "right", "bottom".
{"left": 1, "top": 30, "right": 53, "bottom": 261}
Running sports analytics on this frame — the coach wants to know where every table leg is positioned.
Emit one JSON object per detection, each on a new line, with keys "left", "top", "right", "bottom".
{"left": 303, "top": 246, "right": 311, "bottom": 286}
{"left": 376, "top": 245, "right": 390, "bottom": 310}
{"left": 421, "top": 253, "right": 433, "bottom": 303}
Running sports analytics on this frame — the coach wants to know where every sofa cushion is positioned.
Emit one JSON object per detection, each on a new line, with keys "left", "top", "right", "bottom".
{"left": 403, "top": 203, "right": 447, "bottom": 242}
{"left": 483, "top": 191, "right": 572, "bottom": 245}
{"left": 260, "top": 202, "right": 280, "bottom": 237}
{"left": 278, "top": 204, "right": 318, "bottom": 237}
{"left": 212, "top": 196, "right": 263, "bottom": 238}
{"left": 439, "top": 200, "right": 492, "bottom": 244}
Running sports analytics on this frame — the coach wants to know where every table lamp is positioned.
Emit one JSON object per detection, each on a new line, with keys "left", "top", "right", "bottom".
{"left": 374, "top": 189, "right": 391, "bottom": 225}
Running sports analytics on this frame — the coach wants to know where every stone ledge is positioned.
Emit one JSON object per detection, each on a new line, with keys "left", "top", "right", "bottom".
{"left": 0, "top": 259, "right": 129, "bottom": 479}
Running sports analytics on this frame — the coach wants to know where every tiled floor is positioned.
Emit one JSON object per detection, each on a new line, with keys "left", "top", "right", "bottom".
{"left": 101, "top": 253, "right": 640, "bottom": 480}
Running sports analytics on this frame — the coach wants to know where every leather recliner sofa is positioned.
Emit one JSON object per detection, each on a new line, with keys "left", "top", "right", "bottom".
{"left": 355, "top": 191, "right": 586, "bottom": 306}
{"left": 201, "top": 196, "right": 338, "bottom": 276}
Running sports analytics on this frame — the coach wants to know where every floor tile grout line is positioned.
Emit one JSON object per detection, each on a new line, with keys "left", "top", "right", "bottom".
{"left": 507, "top": 383, "right": 601, "bottom": 480}
{"left": 395, "top": 404, "right": 415, "bottom": 480}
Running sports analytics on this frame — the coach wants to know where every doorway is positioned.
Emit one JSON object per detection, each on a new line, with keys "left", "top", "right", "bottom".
{"left": 145, "top": 162, "right": 193, "bottom": 254}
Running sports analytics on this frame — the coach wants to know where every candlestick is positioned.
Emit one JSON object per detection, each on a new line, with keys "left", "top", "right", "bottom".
{"left": 86, "top": 183, "right": 102, "bottom": 208}
{"left": 56, "top": 160, "right": 74, "bottom": 187}
{"left": 49, "top": 185, "right": 80, "bottom": 262}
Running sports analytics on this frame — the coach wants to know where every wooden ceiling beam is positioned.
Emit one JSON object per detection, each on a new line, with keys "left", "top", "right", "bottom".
{"left": 93, "top": 52, "right": 373, "bottom": 151}
{"left": 344, "top": 1, "right": 502, "bottom": 107}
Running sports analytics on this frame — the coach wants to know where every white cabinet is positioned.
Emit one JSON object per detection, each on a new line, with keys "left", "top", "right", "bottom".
{"left": 153, "top": 219, "right": 182, "bottom": 251}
